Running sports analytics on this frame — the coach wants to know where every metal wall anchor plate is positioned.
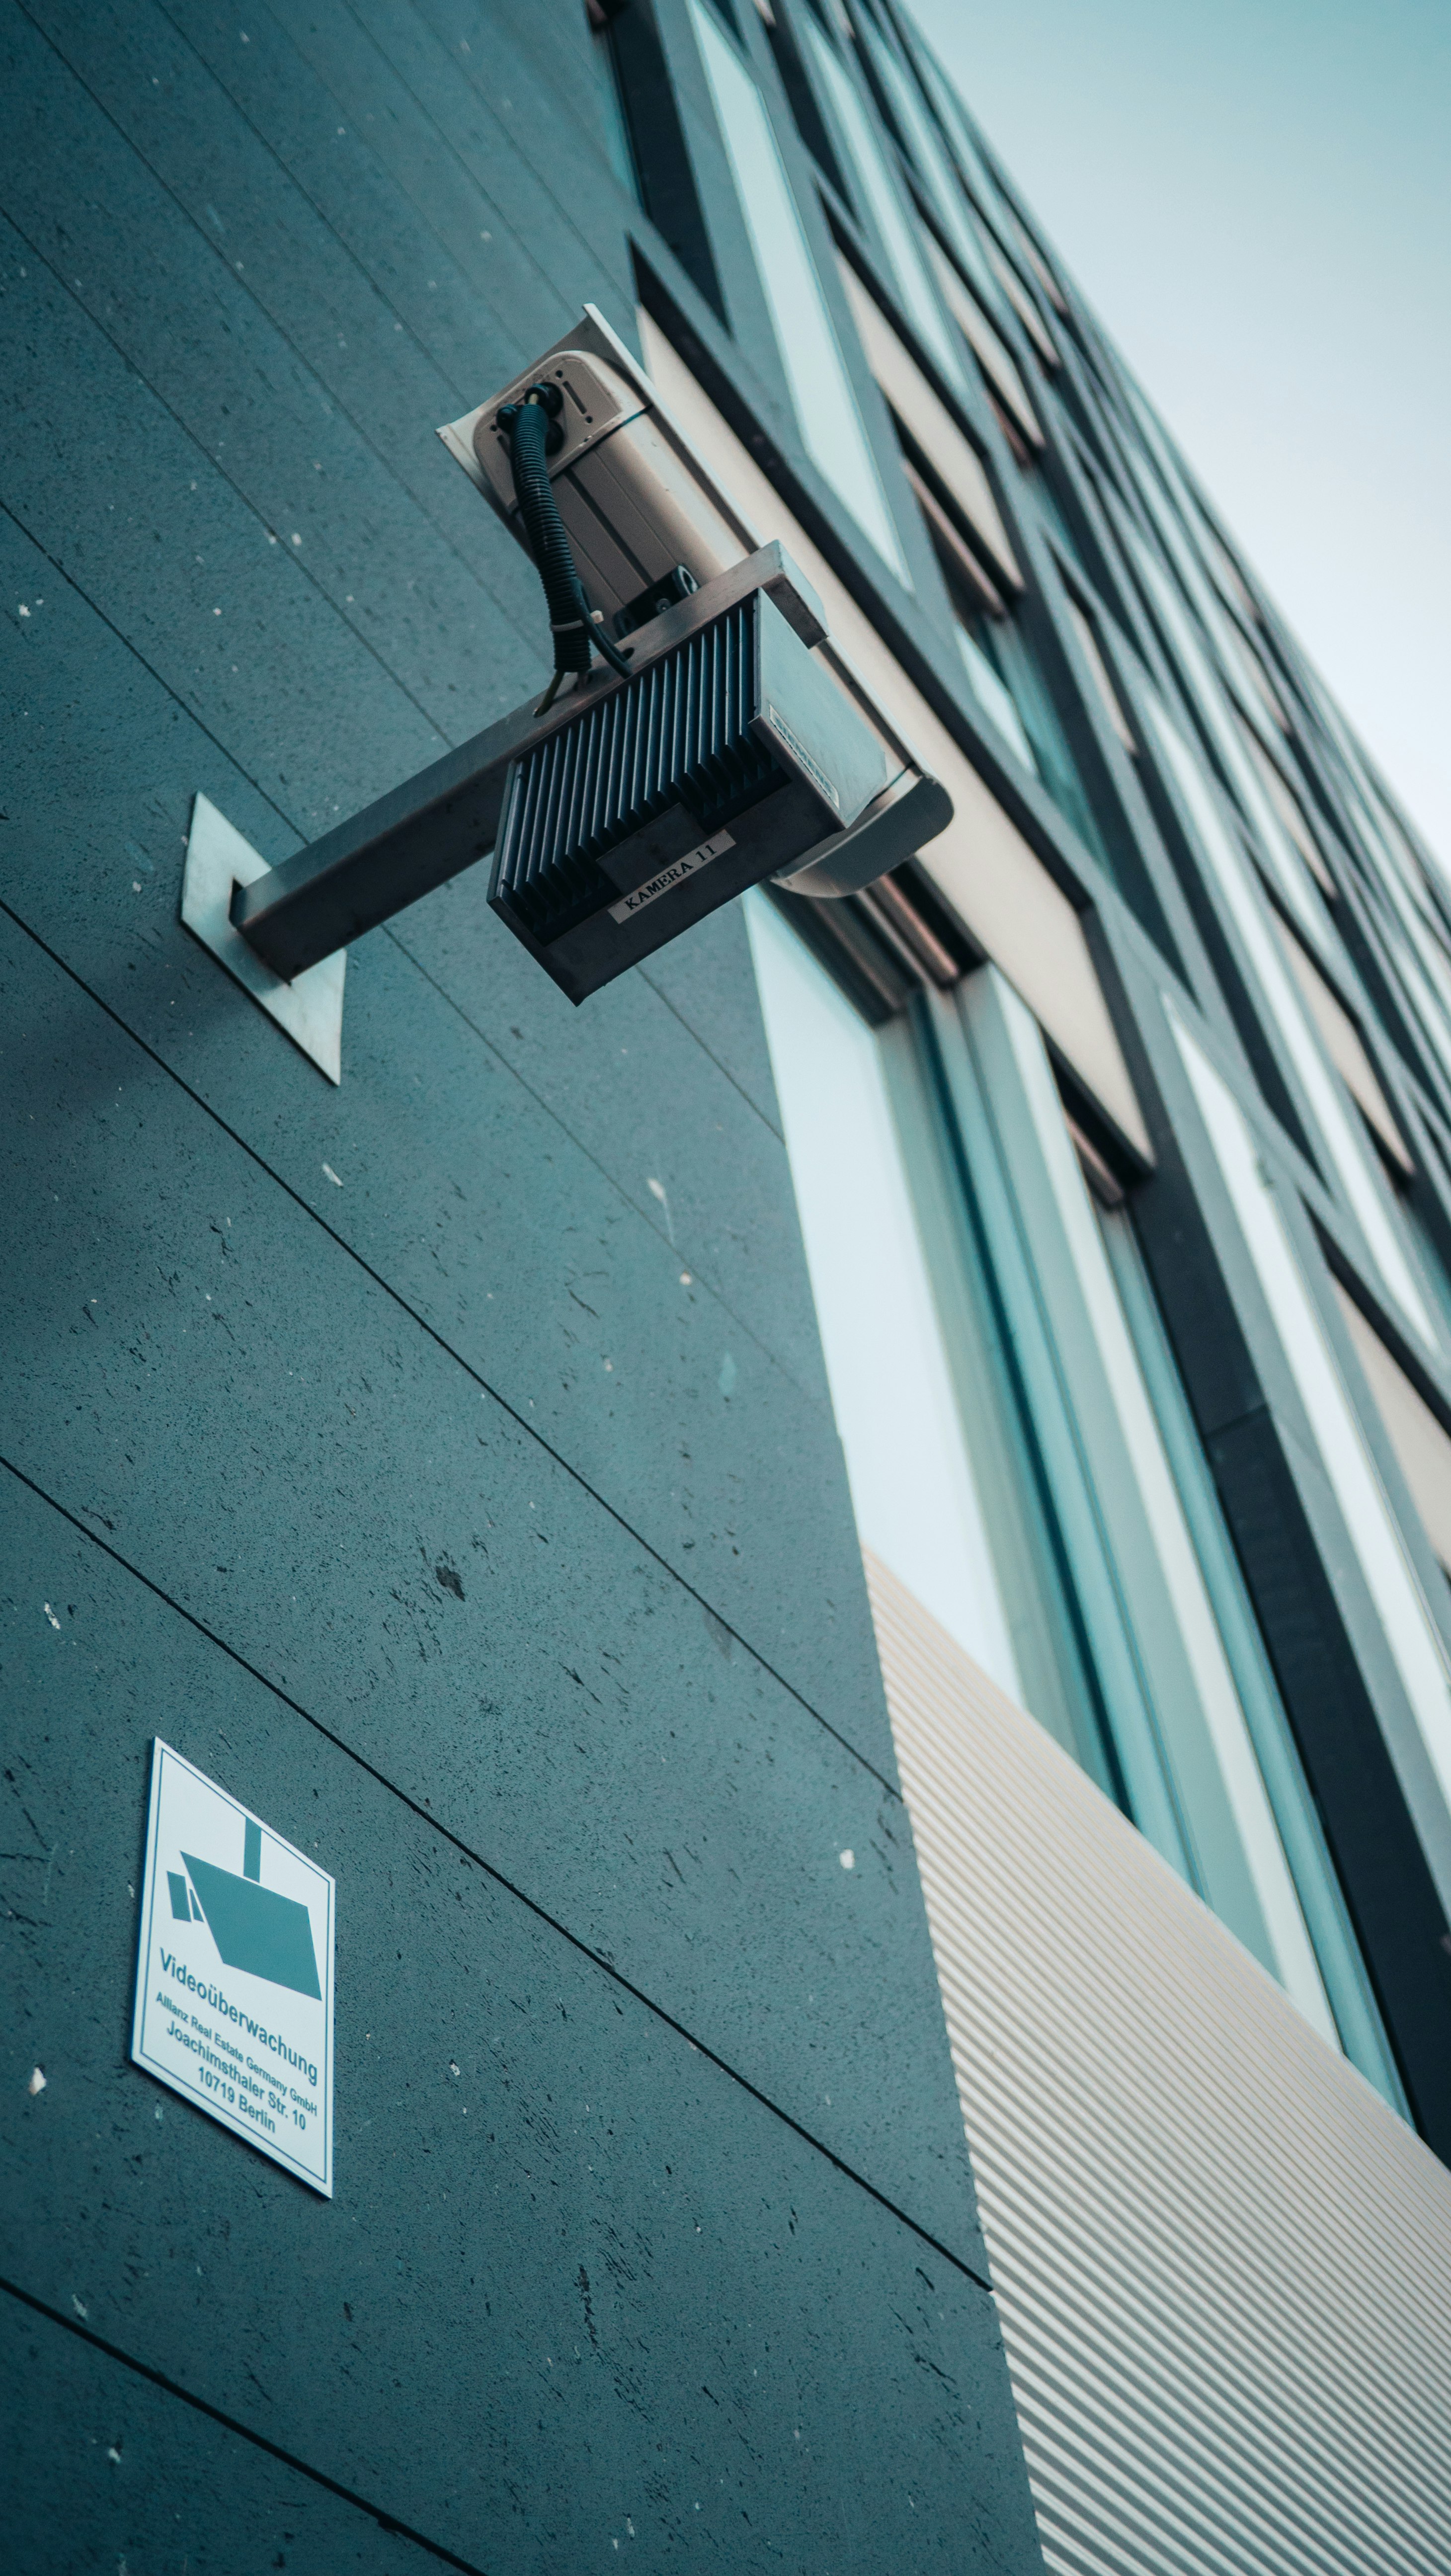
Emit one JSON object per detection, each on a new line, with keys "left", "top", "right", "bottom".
{"left": 181, "top": 794, "right": 346, "bottom": 1084}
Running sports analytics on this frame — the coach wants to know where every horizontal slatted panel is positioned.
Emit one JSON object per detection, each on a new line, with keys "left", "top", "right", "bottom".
{"left": 865, "top": 1547, "right": 1451, "bottom": 2576}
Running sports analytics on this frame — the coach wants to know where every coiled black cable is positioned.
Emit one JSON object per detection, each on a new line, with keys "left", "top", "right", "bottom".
{"left": 499, "top": 385, "right": 631, "bottom": 706}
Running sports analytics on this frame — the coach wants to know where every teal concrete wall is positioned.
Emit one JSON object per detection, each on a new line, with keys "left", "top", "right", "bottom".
{"left": 0, "top": 4, "right": 1041, "bottom": 2567}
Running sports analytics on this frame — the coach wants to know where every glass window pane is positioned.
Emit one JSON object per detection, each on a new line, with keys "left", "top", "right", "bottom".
{"left": 751, "top": 884, "right": 1395, "bottom": 2076}
{"left": 803, "top": 21, "right": 969, "bottom": 396}
{"left": 1403, "top": 1194, "right": 1451, "bottom": 1345}
{"left": 744, "top": 892, "right": 1022, "bottom": 1692}
{"left": 1172, "top": 1009, "right": 1451, "bottom": 1850}
{"left": 958, "top": 970, "right": 1337, "bottom": 2029}
{"left": 689, "top": 2, "right": 909, "bottom": 581}
{"left": 914, "top": 45, "right": 1007, "bottom": 232}
{"left": 1100, "top": 1198, "right": 1403, "bottom": 2102}
{"left": 1333, "top": 1278, "right": 1451, "bottom": 1574}
{"left": 854, "top": 20, "right": 1007, "bottom": 320}
{"left": 988, "top": 616, "right": 1113, "bottom": 866}
{"left": 957, "top": 627, "right": 1039, "bottom": 773}
{"left": 1129, "top": 521, "right": 1323, "bottom": 942}
{"left": 588, "top": 28, "right": 640, "bottom": 201}
{"left": 1268, "top": 913, "right": 1412, "bottom": 1174}
{"left": 837, "top": 259, "right": 1020, "bottom": 580}
{"left": 1144, "top": 685, "right": 1438, "bottom": 1349}
{"left": 1064, "top": 594, "right": 1136, "bottom": 752}
{"left": 923, "top": 234, "right": 1042, "bottom": 445}
{"left": 940, "top": 572, "right": 1114, "bottom": 871}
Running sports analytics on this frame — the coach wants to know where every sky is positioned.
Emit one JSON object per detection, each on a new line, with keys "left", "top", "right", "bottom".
{"left": 905, "top": 0, "right": 1451, "bottom": 867}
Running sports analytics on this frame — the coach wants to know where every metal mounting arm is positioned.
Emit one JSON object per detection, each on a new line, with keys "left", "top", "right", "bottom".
{"left": 229, "top": 695, "right": 540, "bottom": 985}
{"left": 180, "top": 542, "right": 948, "bottom": 1079}
{"left": 223, "top": 544, "right": 826, "bottom": 983}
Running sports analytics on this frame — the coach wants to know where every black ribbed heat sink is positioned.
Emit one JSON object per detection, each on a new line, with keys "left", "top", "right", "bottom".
{"left": 493, "top": 601, "right": 783, "bottom": 943}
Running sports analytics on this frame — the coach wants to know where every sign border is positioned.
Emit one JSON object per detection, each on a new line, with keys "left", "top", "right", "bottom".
{"left": 131, "top": 1738, "right": 335, "bottom": 2197}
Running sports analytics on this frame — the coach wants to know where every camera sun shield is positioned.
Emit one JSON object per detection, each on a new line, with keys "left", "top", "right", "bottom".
{"left": 487, "top": 588, "right": 899, "bottom": 1001}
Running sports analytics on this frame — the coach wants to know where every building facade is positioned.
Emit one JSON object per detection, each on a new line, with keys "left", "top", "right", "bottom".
{"left": 3, "top": 2, "right": 1450, "bottom": 2570}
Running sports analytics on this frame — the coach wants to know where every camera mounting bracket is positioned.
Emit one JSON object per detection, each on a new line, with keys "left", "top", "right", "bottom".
{"left": 181, "top": 793, "right": 347, "bottom": 1084}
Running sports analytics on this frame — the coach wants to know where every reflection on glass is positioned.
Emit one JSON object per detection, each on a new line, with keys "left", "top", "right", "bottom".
{"left": 957, "top": 627, "right": 1038, "bottom": 773}
{"left": 1099, "top": 1195, "right": 1403, "bottom": 2098}
{"left": 689, "top": 2, "right": 909, "bottom": 581}
{"left": 914, "top": 45, "right": 1005, "bottom": 228}
{"left": 1145, "top": 685, "right": 1437, "bottom": 1349}
{"left": 804, "top": 20, "right": 967, "bottom": 396}
{"left": 852, "top": 18, "right": 1007, "bottom": 322}
{"left": 950, "top": 591, "right": 1113, "bottom": 866}
{"left": 588, "top": 27, "right": 640, "bottom": 202}
{"left": 1173, "top": 1009, "right": 1451, "bottom": 1994}
{"left": 744, "top": 892, "right": 1023, "bottom": 1692}
{"left": 1402, "top": 1193, "right": 1451, "bottom": 1347}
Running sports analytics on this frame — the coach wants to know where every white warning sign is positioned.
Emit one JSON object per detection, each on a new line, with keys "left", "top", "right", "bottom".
{"left": 131, "top": 1740, "right": 334, "bottom": 2195}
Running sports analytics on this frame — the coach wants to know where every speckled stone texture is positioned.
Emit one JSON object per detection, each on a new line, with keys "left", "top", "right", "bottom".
{"left": 0, "top": 3, "right": 1042, "bottom": 2567}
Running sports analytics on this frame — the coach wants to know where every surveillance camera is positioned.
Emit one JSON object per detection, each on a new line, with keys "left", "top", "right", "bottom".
{"left": 433, "top": 313, "right": 952, "bottom": 997}
{"left": 438, "top": 340, "right": 743, "bottom": 640}
{"left": 186, "top": 310, "right": 952, "bottom": 1059}
{"left": 488, "top": 572, "right": 901, "bottom": 1000}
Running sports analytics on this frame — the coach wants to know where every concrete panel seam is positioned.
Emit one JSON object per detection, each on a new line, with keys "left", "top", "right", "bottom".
{"left": 2, "top": 7, "right": 557, "bottom": 675}
{"left": 386, "top": 919, "right": 813, "bottom": 1388}
{"left": 0, "top": 1447, "right": 991, "bottom": 2293}
{"left": 639, "top": 961, "right": 784, "bottom": 1139}
{"left": 0, "top": 891, "right": 894, "bottom": 1795}
{"left": 0, "top": 198, "right": 517, "bottom": 737}
{"left": 0, "top": 488, "right": 293, "bottom": 845}
{"left": 0, "top": 2274, "right": 483, "bottom": 2576}
{"left": 0, "top": 487, "right": 811, "bottom": 1398}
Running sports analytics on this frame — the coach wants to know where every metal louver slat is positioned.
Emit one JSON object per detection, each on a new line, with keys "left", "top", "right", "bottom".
{"left": 864, "top": 1548, "right": 1451, "bottom": 2575}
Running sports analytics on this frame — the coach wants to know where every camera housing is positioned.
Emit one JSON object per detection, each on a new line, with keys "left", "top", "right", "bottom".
{"left": 183, "top": 310, "right": 952, "bottom": 1075}
{"left": 435, "top": 309, "right": 953, "bottom": 995}
{"left": 488, "top": 578, "right": 898, "bottom": 1001}
{"left": 439, "top": 336, "right": 743, "bottom": 635}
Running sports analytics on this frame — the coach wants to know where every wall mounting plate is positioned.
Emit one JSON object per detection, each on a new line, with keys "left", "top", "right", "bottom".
{"left": 181, "top": 794, "right": 345, "bottom": 1083}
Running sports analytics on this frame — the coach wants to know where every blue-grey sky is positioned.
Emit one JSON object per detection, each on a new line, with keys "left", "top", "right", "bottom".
{"left": 907, "top": 0, "right": 1451, "bottom": 865}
